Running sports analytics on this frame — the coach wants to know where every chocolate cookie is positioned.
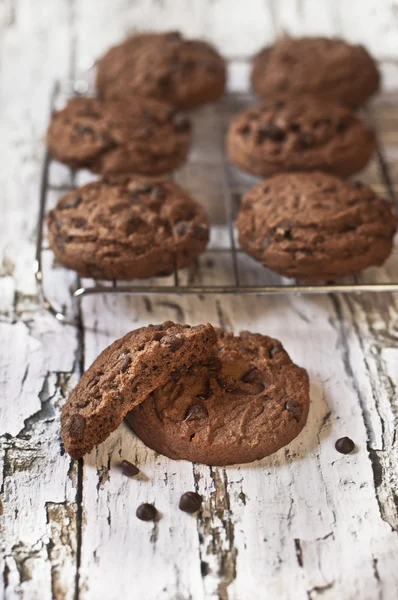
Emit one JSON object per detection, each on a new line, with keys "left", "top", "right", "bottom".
{"left": 47, "top": 177, "right": 210, "bottom": 280}
{"left": 96, "top": 31, "right": 226, "bottom": 110}
{"left": 126, "top": 328, "right": 309, "bottom": 466}
{"left": 227, "top": 96, "right": 376, "bottom": 178}
{"left": 46, "top": 96, "right": 191, "bottom": 176}
{"left": 61, "top": 322, "right": 217, "bottom": 459}
{"left": 251, "top": 37, "right": 380, "bottom": 107}
{"left": 236, "top": 172, "right": 396, "bottom": 282}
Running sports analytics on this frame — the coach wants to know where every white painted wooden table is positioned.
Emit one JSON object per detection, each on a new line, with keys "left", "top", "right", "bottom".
{"left": 1, "top": 2, "right": 398, "bottom": 599}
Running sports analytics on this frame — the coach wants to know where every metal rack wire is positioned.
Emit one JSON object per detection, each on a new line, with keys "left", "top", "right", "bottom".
{"left": 35, "top": 81, "right": 398, "bottom": 322}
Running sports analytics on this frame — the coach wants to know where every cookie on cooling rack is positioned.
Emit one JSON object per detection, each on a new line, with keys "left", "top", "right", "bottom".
{"left": 61, "top": 322, "right": 217, "bottom": 459}
{"left": 251, "top": 37, "right": 380, "bottom": 107}
{"left": 126, "top": 328, "right": 309, "bottom": 466}
{"left": 47, "top": 177, "right": 209, "bottom": 280}
{"left": 96, "top": 31, "right": 226, "bottom": 110}
{"left": 226, "top": 95, "right": 376, "bottom": 178}
{"left": 46, "top": 96, "right": 191, "bottom": 176}
{"left": 236, "top": 172, "right": 396, "bottom": 282}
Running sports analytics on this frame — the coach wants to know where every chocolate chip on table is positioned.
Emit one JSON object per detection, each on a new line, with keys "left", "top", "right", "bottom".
{"left": 68, "top": 414, "right": 86, "bottom": 440}
{"left": 136, "top": 503, "right": 158, "bottom": 521}
{"left": 160, "top": 335, "right": 185, "bottom": 351}
{"left": 179, "top": 491, "right": 202, "bottom": 513}
{"left": 185, "top": 404, "right": 208, "bottom": 421}
{"left": 285, "top": 400, "right": 302, "bottom": 421}
{"left": 120, "top": 460, "right": 139, "bottom": 477}
{"left": 335, "top": 437, "right": 355, "bottom": 454}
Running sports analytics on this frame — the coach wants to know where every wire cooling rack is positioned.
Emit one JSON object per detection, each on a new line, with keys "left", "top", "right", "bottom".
{"left": 35, "top": 81, "right": 398, "bottom": 321}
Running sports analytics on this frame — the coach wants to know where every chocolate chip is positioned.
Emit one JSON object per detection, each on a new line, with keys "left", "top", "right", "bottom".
{"left": 160, "top": 335, "right": 184, "bottom": 351}
{"left": 238, "top": 125, "right": 251, "bottom": 137}
{"left": 269, "top": 344, "right": 283, "bottom": 358}
{"left": 352, "top": 181, "right": 364, "bottom": 189}
{"left": 201, "top": 356, "right": 221, "bottom": 373}
{"left": 157, "top": 73, "right": 171, "bottom": 88}
{"left": 71, "top": 217, "right": 87, "bottom": 228}
{"left": 314, "top": 118, "right": 331, "bottom": 129}
{"left": 61, "top": 195, "right": 82, "bottom": 210}
{"left": 150, "top": 184, "right": 166, "bottom": 201}
{"left": 299, "top": 132, "right": 315, "bottom": 148}
{"left": 129, "top": 183, "right": 153, "bottom": 195}
{"left": 173, "top": 115, "right": 191, "bottom": 133}
{"left": 257, "top": 123, "right": 286, "bottom": 144}
{"left": 120, "top": 460, "right": 139, "bottom": 477}
{"left": 289, "top": 122, "right": 300, "bottom": 132}
{"left": 153, "top": 321, "right": 174, "bottom": 331}
{"left": 285, "top": 400, "right": 302, "bottom": 421}
{"left": 241, "top": 367, "right": 262, "bottom": 383}
{"left": 136, "top": 503, "right": 158, "bottom": 521}
{"left": 335, "top": 437, "right": 355, "bottom": 454}
{"left": 179, "top": 491, "right": 202, "bottom": 513}
{"left": 185, "top": 404, "right": 208, "bottom": 421}
{"left": 170, "top": 368, "right": 182, "bottom": 381}
{"left": 216, "top": 376, "right": 235, "bottom": 392}
{"left": 167, "top": 31, "right": 183, "bottom": 41}
{"left": 119, "top": 356, "right": 132, "bottom": 373}
{"left": 75, "top": 124, "right": 95, "bottom": 137}
{"left": 337, "top": 121, "right": 347, "bottom": 134}
{"left": 175, "top": 221, "right": 190, "bottom": 236}
{"left": 275, "top": 101, "right": 285, "bottom": 109}
{"left": 68, "top": 414, "right": 86, "bottom": 440}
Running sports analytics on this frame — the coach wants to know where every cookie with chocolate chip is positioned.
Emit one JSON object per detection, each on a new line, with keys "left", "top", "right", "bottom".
{"left": 227, "top": 96, "right": 376, "bottom": 178}
{"left": 251, "top": 37, "right": 380, "bottom": 107}
{"left": 47, "top": 177, "right": 209, "bottom": 280}
{"left": 236, "top": 172, "right": 396, "bottom": 282}
{"left": 96, "top": 31, "right": 226, "bottom": 110}
{"left": 126, "top": 328, "right": 309, "bottom": 466}
{"left": 61, "top": 322, "right": 217, "bottom": 459}
{"left": 46, "top": 96, "right": 191, "bottom": 176}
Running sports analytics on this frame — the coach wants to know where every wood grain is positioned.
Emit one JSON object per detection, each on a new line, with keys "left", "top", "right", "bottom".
{"left": 1, "top": 1, "right": 398, "bottom": 599}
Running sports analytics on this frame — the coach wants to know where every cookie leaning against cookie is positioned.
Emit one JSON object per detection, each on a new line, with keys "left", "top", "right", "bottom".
{"left": 47, "top": 177, "right": 209, "bottom": 280}
{"left": 96, "top": 31, "right": 226, "bottom": 110}
{"left": 61, "top": 322, "right": 217, "bottom": 459}
{"left": 126, "top": 328, "right": 309, "bottom": 466}
{"left": 251, "top": 37, "right": 380, "bottom": 107}
{"left": 227, "top": 95, "right": 376, "bottom": 178}
{"left": 236, "top": 172, "right": 397, "bottom": 282}
{"left": 46, "top": 96, "right": 191, "bottom": 176}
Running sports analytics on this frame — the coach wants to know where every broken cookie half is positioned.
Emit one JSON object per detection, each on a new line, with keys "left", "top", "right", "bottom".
{"left": 61, "top": 322, "right": 217, "bottom": 459}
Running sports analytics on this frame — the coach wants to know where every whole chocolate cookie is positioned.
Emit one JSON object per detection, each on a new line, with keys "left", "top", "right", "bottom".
{"left": 47, "top": 177, "right": 210, "bottom": 280}
{"left": 236, "top": 172, "right": 396, "bottom": 282}
{"left": 96, "top": 31, "right": 226, "bottom": 110}
{"left": 46, "top": 96, "right": 191, "bottom": 176}
{"left": 251, "top": 37, "right": 380, "bottom": 107}
{"left": 61, "top": 322, "right": 217, "bottom": 459}
{"left": 126, "top": 328, "right": 309, "bottom": 466}
{"left": 227, "top": 96, "right": 376, "bottom": 178}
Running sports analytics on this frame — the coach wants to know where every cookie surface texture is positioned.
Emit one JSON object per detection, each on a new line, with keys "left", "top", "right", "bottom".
{"left": 47, "top": 177, "right": 209, "bottom": 280}
{"left": 251, "top": 37, "right": 380, "bottom": 107}
{"left": 46, "top": 96, "right": 191, "bottom": 175}
{"left": 236, "top": 172, "right": 396, "bottom": 282}
{"left": 126, "top": 328, "right": 310, "bottom": 466}
{"left": 96, "top": 31, "right": 226, "bottom": 110}
{"left": 227, "top": 96, "right": 376, "bottom": 178}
